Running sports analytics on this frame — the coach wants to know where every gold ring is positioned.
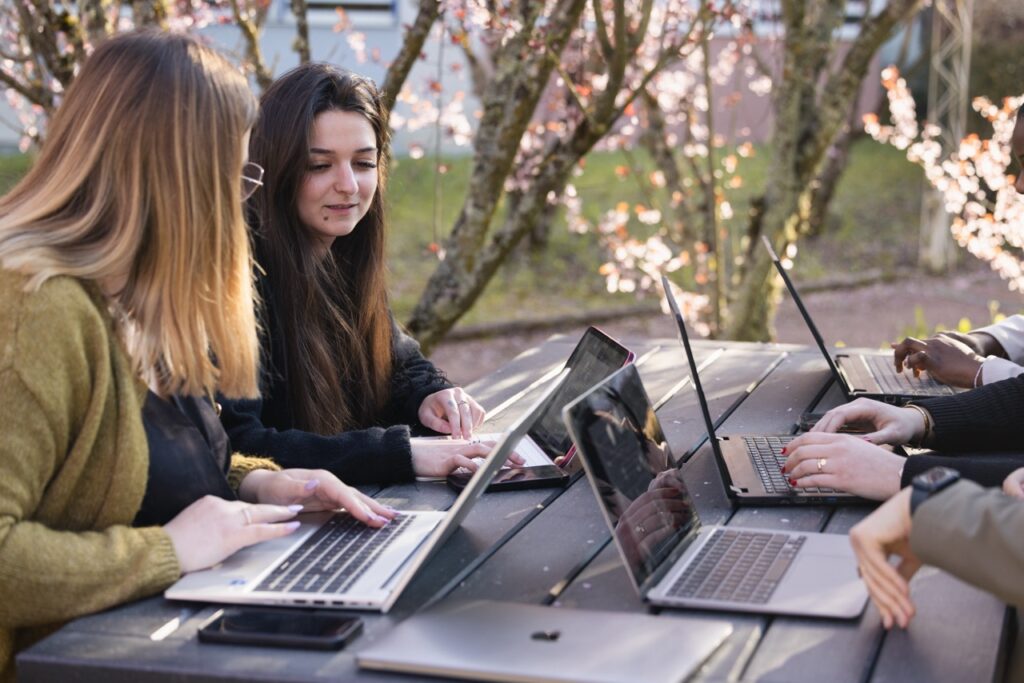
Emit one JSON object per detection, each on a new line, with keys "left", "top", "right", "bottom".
{"left": 242, "top": 507, "right": 253, "bottom": 525}
{"left": 817, "top": 458, "right": 827, "bottom": 474}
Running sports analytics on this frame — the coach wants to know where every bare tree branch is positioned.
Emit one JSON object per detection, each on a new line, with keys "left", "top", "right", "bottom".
{"left": 290, "top": 0, "right": 311, "bottom": 63}
{"left": 229, "top": 0, "right": 273, "bottom": 91}
{"left": 381, "top": 0, "right": 440, "bottom": 114}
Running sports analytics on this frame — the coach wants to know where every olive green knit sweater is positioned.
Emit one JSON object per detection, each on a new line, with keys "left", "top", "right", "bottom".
{"left": 0, "top": 269, "right": 183, "bottom": 681}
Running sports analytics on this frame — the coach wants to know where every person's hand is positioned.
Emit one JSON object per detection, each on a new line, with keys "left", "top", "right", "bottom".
{"left": 238, "top": 468, "right": 395, "bottom": 526}
{"left": 891, "top": 334, "right": 984, "bottom": 388}
{"left": 409, "top": 437, "right": 524, "bottom": 477}
{"left": 418, "top": 388, "right": 486, "bottom": 439}
{"left": 782, "top": 432, "right": 905, "bottom": 500}
{"left": 164, "top": 495, "right": 303, "bottom": 574}
{"left": 810, "top": 398, "right": 926, "bottom": 445}
{"left": 1003, "top": 468, "right": 1024, "bottom": 499}
{"left": 849, "top": 487, "right": 921, "bottom": 629}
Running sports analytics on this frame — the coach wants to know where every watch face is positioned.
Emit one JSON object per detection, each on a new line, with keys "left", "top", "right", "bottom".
{"left": 916, "top": 466, "right": 959, "bottom": 491}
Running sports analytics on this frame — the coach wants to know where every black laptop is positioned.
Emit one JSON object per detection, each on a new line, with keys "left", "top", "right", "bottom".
{"left": 661, "top": 275, "right": 864, "bottom": 505}
{"left": 762, "top": 236, "right": 962, "bottom": 404}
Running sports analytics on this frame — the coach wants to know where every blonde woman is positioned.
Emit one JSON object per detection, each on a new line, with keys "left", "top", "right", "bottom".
{"left": 0, "top": 32, "right": 391, "bottom": 680}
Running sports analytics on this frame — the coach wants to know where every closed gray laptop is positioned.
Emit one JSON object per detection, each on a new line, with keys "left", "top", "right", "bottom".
{"left": 357, "top": 600, "right": 732, "bottom": 683}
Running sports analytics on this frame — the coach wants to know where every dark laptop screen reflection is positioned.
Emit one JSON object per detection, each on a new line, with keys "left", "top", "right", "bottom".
{"left": 574, "top": 377, "right": 697, "bottom": 588}
{"left": 529, "top": 334, "right": 629, "bottom": 460}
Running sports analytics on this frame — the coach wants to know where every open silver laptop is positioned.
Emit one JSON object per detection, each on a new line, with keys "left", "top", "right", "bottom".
{"left": 165, "top": 369, "right": 569, "bottom": 613}
{"left": 762, "top": 236, "right": 961, "bottom": 403}
{"left": 563, "top": 364, "right": 867, "bottom": 618}
{"left": 357, "top": 600, "right": 733, "bottom": 683}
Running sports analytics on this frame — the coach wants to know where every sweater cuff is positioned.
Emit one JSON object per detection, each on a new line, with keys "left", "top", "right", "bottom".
{"left": 367, "top": 426, "right": 416, "bottom": 484}
{"left": 909, "top": 479, "right": 982, "bottom": 562}
{"left": 227, "top": 454, "right": 282, "bottom": 494}
{"left": 981, "top": 356, "right": 1024, "bottom": 385}
{"left": 135, "top": 526, "right": 184, "bottom": 592}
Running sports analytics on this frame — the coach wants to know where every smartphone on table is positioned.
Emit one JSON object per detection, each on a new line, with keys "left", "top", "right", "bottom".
{"left": 197, "top": 607, "right": 362, "bottom": 650}
{"left": 446, "top": 464, "right": 569, "bottom": 492}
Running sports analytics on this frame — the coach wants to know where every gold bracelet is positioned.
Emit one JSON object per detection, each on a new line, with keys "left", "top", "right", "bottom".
{"left": 904, "top": 404, "right": 933, "bottom": 447}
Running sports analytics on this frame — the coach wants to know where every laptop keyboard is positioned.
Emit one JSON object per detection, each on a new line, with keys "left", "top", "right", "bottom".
{"left": 668, "top": 529, "right": 806, "bottom": 604}
{"left": 864, "top": 355, "right": 956, "bottom": 396}
{"left": 745, "top": 435, "right": 838, "bottom": 494}
{"left": 256, "top": 513, "right": 413, "bottom": 595}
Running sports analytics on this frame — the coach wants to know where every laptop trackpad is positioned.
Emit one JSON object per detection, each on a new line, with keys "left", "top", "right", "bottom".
{"left": 770, "top": 548, "right": 866, "bottom": 618}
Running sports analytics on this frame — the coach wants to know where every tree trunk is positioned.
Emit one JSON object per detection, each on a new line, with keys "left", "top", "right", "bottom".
{"left": 405, "top": 0, "right": 589, "bottom": 352}
{"left": 725, "top": 0, "right": 925, "bottom": 341}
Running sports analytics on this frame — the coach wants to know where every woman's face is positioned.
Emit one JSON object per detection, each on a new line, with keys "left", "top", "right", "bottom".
{"left": 297, "top": 110, "right": 379, "bottom": 251}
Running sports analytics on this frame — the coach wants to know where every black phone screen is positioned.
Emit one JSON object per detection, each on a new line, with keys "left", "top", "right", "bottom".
{"left": 198, "top": 608, "right": 362, "bottom": 649}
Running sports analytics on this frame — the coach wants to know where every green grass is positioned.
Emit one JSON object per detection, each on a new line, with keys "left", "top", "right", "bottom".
{"left": 386, "top": 139, "right": 924, "bottom": 324}
{"left": 0, "top": 140, "right": 925, "bottom": 327}
{"left": 0, "top": 153, "right": 32, "bottom": 195}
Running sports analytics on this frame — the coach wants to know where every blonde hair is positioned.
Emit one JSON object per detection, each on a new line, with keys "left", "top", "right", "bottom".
{"left": 0, "top": 31, "right": 259, "bottom": 398}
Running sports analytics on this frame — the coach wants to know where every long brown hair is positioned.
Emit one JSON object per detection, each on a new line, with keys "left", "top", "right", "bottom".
{"left": 249, "top": 63, "right": 392, "bottom": 433}
{"left": 0, "top": 31, "right": 260, "bottom": 398}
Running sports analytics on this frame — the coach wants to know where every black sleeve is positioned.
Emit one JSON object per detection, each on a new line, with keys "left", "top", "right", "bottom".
{"left": 917, "top": 375, "right": 1024, "bottom": 451}
{"left": 900, "top": 451, "right": 1024, "bottom": 489}
{"left": 219, "top": 396, "right": 416, "bottom": 486}
{"left": 383, "top": 317, "right": 453, "bottom": 430}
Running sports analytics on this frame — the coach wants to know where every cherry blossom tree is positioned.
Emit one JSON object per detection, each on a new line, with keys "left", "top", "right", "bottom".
{"left": 866, "top": 66, "right": 1024, "bottom": 291}
{"left": 383, "top": 0, "right": 737, "bottom": 351}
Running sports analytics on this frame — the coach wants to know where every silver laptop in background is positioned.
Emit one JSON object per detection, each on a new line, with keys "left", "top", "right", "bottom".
{"left": 357, "top": 600, "right": 733, "bottom": 683}
{"left": 563, "top": 364, "right": 867, "bottom": 618}
{"left": 762, "top": 236, "right": 961, "bottom": 404}
{"left": 165, "top": 369, "right": 570, "bottom": 614}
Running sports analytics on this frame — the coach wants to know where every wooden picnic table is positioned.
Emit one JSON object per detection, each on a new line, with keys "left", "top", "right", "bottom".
{"left": 17, "top": 336, "right": 1011, "bottom": 682}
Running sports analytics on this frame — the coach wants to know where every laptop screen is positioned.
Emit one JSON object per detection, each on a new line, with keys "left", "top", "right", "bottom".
{"left": 527, "top": 327, "right": 631, "bottom": 461}
{"left": 563, "top": 365, "right": 698, "bottom": 591}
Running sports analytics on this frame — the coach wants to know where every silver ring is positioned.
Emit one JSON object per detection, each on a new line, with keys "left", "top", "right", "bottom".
{"left": 242, "top": 508, "right": 253, "bottom": 525}
{"left": 448, "top": 399, "right": 458, "bottom": 407}
{"left": 635, "top": 524, "right": 647, "bottom": 535}
{"left": 817, "top": 458, "right": 827, "bottom": 474}
{"left": 457, "top": 401, "right": 469, "bottom": 406}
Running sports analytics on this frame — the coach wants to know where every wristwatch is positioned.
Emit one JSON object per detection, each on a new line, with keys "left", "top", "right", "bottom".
{"left": 910, "top": 466, "right": 960, "bottom": 516}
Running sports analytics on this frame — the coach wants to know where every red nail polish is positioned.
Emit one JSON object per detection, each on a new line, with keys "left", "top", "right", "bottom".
{"left": 789, "top": 478, "right": 797, "bottom": 486}
{"left": 781, "top": 447, "right": 788, "bottom": 455}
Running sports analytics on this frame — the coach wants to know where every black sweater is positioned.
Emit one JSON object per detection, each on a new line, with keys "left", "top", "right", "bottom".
{"left": 219, "top": 280, "right": 452, "bottom": 486}
{"left": 899, "top": 375, "right": 1024, "bottom": 487}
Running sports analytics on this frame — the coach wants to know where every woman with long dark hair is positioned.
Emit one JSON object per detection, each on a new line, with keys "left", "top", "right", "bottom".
{"left": 220, "top": 63, "right": 509, "bottom": 482}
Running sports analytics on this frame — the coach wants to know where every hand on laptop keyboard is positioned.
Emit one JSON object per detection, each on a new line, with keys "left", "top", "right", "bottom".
{"left": 238, "top": 468, "right": 396, "bottom": 527}
{"left": 781, "top": 431, "right": 905, "bottom": 501}
{"left": 807, "top": 398, "right": 925, "bottom": 445}
{"left": 410, "top": 436, "right": 507, "bottom": 477}
{"left": 891, "top": 333, "right": 984, "bottom": 388}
